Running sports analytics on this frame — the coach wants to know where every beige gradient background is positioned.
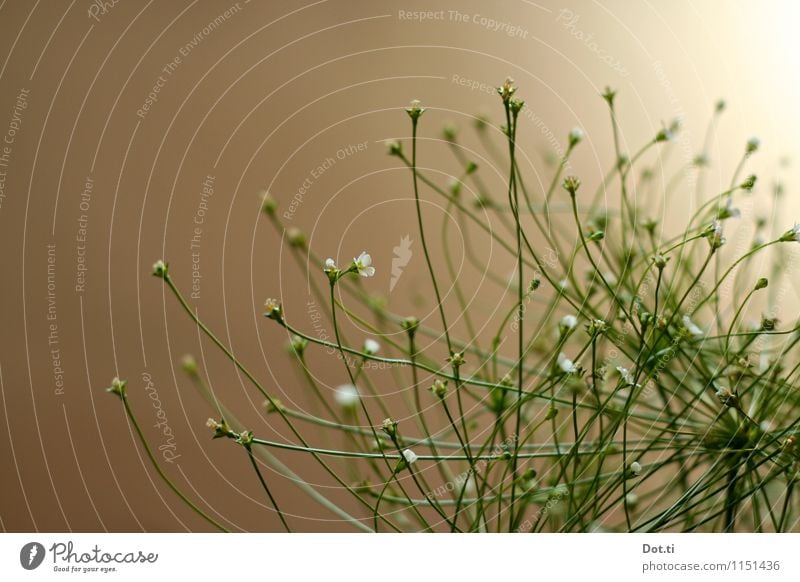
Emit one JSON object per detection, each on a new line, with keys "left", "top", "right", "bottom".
{"left": 0, "top": 0, "right": 798, "bottom": 532}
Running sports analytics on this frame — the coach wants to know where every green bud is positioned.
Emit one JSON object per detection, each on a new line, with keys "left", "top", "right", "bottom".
{"left": 106, "top": 377, "right": 127, "bottom": 399}
{"left": 431, "top": 379, "right": 448, "bottom": 399}
{"left": 260, "top": 191, "right": 277, "bottom": 215}
{"left": 562, "top": 176, "right": 581, "bottom": 196}
{"left": 152, "top": 260, "right": 168, "bottom": 279}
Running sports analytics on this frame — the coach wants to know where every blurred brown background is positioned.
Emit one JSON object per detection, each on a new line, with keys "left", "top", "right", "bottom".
{"left": 0, "top": 0, "right": 797, "bottom": 532}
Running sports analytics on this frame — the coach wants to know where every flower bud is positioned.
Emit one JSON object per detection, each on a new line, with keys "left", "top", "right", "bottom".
{"left": 497, "top": 77, "right": 517, "bottom": 102}
{"left": 601, "top": 86, "right": 617, "bottom": 106}
{"left": 206, "top": 417, "right": 233, "bottom": 439}
{"left": 431, "top": 379, "right": 448, "bottom": 399}
{"left": 740, "top": 174, "right": 757, "bottom": 191}
{"left": 334, "top": 384, "right": 360, "bottom": 411}
{"left": 448, "top": 351, "right": 466, "bottom": 367}
{"left": 381, "top": 417, "right": 398, "bottom": 438}
{"left": 263, "top": 298, "right": 283, "bottom": 322}
{"left": 286, "top": 227, "right": 306, "bottom": 248}
{"left": 289, "top": 335, "right": 308, "bottom": 355}
{"left": 152, "top": 259, "right": 168, "bottom": 279}
{"left": 562, "top": 176, "right": 581, "bottom": 196}
{"left": 406, "top": 99, "right": 425, "bottom": 121}
{"left": 745, "top": 137, "right": 760, "bottom": 155}
{"left": 106, "top": 377, "right": 127, "bottom": 399}
{"left": 181, "top": 354, "right": 198, "bottom": 376}
{"left": 260, "top": 190, "right": 277, "bottom": 215}
{"left": 363, "top": 338, "right": 380, "bottom": 355}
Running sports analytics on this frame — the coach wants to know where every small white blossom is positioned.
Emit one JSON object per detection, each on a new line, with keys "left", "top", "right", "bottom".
{"left": 354, "top": 251, "right": 375, "bottom": 277}
{"left": 569, "top": 127, "right": 584, "bottom": 145}
{"left": 629, "top": 461, "right": 642, "bottom": 476}
{"left": 334, "top": 384, "right": 360, "bottom": 409}
{"left": 682, "top": 315, "right": 704, "bottom": 337}
{"left": 616, "top": 366, "right": 640, "bottom": 388}
{"left": 708, "top": 219, "right": 725, "bottom": 249}
{"left": 790, "top": 224, "right": 800, "bottom": 243}
{"left": 560, "top": 314, "right": 578, "bottom": 330}
{"left": 325, "top": 258, "right": 337, "bottom": 270}
{"left": 402, "top": 449, "right": 418, "bottom": 465}
{"left": 557, "top": 352, "right": 577, "bottom": 373}
{"left": 363, "top": 338, "right": 380, "bottom": 355}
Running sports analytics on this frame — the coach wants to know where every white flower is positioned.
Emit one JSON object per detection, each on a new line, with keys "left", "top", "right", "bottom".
{"left": 569, "top": 127, "right": 584, "bottom": 144}
{"left": 334, "top": 384, "right": 359, "bottom": 409}
{"left": 790, "top": 224, "right": 800, "bottom": 243}
{"left": 708, "top": 219, "right": 725, "bottom": 249}
{"left": 629, "top": 461, "right": 642, "bottom": 476}
{"left": 616, "top": 366, "right": 641, "bottom": 388}
{"left": 682, "top": 315, "right": 704, "bottom": 337}
{"left": 324, "top": 258, "right": 337, "bottom": 270}
{"left": 560, "top": 314, "right": 578, "bottom": 330}
{"left": 363, "top": 338, "right": 380, "bottom": 355}
{"left": 402, "top": 449, "right": 418, "bottom": 465}
{"left": 557, "top": 352, "right": 577, "bottom": 373}
{"left": 354, "top": 251, "right": 375, "bottom": 277}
